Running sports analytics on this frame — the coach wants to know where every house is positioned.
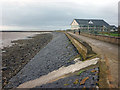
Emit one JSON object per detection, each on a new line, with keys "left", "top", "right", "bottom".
{"left": 110, "top": 25, "right": 118, "bottom": 32}
{"left": 70, "top": 19, "right": 110, "bottom": 33}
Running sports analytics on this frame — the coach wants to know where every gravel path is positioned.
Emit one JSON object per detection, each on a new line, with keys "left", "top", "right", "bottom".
{"left": 5, "top": 32, "right": 79, "bottom": 88}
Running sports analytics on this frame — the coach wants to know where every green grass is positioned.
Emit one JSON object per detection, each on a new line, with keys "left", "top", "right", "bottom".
{"left": 104, "top": 33, "right": 119, "bottom": 37}
{"left": 76, "top": 70, "right": 85, "bottom": 76}
{"left": 98, "top": 33, "right": 119, "bottom": 37}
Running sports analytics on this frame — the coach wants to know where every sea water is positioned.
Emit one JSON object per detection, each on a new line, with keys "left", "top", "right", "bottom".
{"left": 0, "top": 32, "right": 50, "bottom": 49}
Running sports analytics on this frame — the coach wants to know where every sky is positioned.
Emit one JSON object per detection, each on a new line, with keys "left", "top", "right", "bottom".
{"left": 0, "top": 0, "right": 120, "bottom": 31}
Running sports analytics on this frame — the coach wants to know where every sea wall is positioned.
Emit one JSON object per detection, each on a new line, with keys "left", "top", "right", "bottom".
{"left": 65, "top": 32, "right": 95, "bottom": 60}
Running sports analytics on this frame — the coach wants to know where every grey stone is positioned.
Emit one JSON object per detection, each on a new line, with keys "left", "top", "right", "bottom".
{"left": 2, "top": 67, "right": 8, "bottom": 71}
{"left": 5, "top": 32, "right": 78, "bottom": 88}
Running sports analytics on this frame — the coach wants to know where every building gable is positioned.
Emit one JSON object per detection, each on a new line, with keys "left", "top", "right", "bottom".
{"left": 71, "top": 19, "right": 79, "bottom": 25}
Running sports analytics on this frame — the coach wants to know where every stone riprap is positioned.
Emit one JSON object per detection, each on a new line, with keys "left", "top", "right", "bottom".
{"left": 36, "top": 67, "right": 99, "bottom": 88}
{"left": 2, "top": 33, "right": 53, "bottom": 87}
{"left": 17, "top": 58, "right": 99, "bottom": 88}
{"left": 5, "top": 32, "right": 78, "bottom": 88}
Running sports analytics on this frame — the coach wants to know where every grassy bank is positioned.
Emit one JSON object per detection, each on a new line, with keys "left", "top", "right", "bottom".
{"left": 98, "top": 32, "right": 119, "bottom": 37}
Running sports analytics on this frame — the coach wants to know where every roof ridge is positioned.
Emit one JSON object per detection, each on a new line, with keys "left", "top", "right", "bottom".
{"left": 75, "top": 19, "right": 104, "bottom": 21}
{"left": 73, "top": 19, "right": 110, "bottom": 27}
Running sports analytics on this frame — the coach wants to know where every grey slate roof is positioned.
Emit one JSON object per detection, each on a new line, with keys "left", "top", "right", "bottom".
{"left": 110, "top": 25, "right": 118, "bottom": 29}
{"left": 73, "top": 19, "right": 110, "bottom": 28}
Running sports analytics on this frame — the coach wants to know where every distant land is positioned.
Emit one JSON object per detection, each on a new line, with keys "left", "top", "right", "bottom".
{"left": 0, "top": 29, "right": 67, "bottom": 32}
{"left": 1, "top": 30, "right": 54, "bottom": 32}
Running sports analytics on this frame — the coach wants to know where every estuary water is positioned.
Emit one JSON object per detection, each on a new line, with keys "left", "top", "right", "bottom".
{"left": 0, "top": 32, "right": 50, "bottom": 49}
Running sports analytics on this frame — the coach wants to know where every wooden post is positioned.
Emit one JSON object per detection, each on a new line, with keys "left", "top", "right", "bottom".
{"left": 88, "top": 25, "right": 89, "bottom": 33}
{"left": 103, "top": 26, "right": 104, "bottom": 32}
{"left": 94, "top": 26, "right": 95, "bottom": 35}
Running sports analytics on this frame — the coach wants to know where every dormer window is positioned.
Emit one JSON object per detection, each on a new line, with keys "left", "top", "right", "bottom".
{"left": 88, "top": 20, "right": 93, "bottom": 24}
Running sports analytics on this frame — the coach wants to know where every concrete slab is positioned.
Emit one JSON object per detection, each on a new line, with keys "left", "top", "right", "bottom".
{"left": 17, "top": 58, "right": 99, "bottom": 88}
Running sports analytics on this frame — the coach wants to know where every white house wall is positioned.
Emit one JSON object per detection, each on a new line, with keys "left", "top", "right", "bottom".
{"left": 71, "top": 20, "right": 79, "bottom": 25}
{"left": 71, "top": 20, "right": 79, "bottom": 30}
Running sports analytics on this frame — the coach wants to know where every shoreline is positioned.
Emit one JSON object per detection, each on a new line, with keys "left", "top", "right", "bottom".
{"left": 2, "top": 33, "right": 53, "bottom": 88}
{"left": 4, "top": 32, "right": 79, "bottom": 88}
{"left": 2, "top": 32, "right": 100, "bottom": 88}
{"left": 1, "top": 32, "right": 52, "bottom": 49}
{"left": 0, "top": 31, "right": 54, "bottom": 32}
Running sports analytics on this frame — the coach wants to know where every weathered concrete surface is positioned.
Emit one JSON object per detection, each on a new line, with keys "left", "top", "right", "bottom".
{"left": 68, "top": 32, "right": 119, "bottom": 88}
{"left": 17, "top": 58, "right": 99, "bottom": 88}
{"left": 36, "top": 67, "right": 99, "bottom": 88}
{"left": 66, "top": 33, "right": 96, "bottom": 60}
{"left": 65, "top": 33, "right": 88, "bottom": 60}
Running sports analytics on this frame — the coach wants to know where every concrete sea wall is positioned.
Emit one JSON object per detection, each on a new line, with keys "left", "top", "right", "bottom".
{"left": 65, "top": 32, "right": 95, "bottom": 60}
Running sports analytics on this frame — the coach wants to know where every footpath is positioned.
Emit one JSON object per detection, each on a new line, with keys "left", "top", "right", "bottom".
{"left": 68, "top": 32, "right": 119, "bottom": 88}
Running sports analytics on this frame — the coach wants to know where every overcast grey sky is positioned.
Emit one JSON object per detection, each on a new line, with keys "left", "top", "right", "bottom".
{"left": 1, "top": 0, "right": 119, "bottom": 30}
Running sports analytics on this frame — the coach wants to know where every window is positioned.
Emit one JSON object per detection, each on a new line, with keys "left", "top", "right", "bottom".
{"left": 88, "top": 21, "right": 93, "bottom": 24}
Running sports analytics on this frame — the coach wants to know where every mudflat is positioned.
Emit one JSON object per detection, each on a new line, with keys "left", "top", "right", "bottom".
{"left": 1, "top": 32, "right": 48, "bottom": 48}
{"left": 2, "top": 33, "right": 53, "bottom": 88}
